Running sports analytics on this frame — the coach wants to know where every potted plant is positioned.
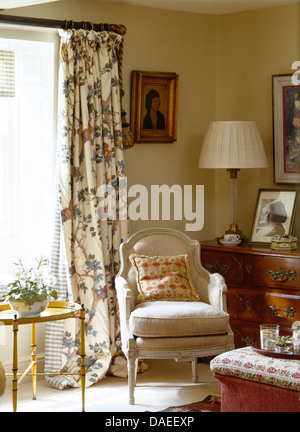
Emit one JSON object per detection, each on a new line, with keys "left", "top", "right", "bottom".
{"left": 4, "top": 257, "right": 57, "bottom": 318}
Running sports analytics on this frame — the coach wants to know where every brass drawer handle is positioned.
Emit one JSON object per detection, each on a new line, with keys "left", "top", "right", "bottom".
{"left": 244, "top": 336, "right": 254, "bottom": 346}
{"left": 246, "top": 264, "right": 253, "bottom": 274}
{"left": 268, "top": 304, "right": 296, "bottom": 318}
{"left": 205, "top": 262, "right": 229, "bottom": 275}
{"left": 245, "top": 299, "right": 253, "bottom": 312}
{"left": 267, "top": 267, "right": 297, "bottom": 282}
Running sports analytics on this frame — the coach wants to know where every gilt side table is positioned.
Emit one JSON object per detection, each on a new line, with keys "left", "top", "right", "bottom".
{"left": 0, "top": 301, "right": 86, "bottom": 412}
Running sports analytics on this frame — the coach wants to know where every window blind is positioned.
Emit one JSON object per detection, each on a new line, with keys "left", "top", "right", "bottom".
{"left": 0, "top": 50, "right": 15, "bottom": 97}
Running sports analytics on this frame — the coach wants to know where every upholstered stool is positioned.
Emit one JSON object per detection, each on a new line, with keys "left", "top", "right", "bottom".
{"left": 210, "top": 347, "right": 300, "bottom": 412}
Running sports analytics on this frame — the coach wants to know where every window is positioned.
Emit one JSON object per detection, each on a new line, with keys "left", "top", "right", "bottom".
{"left": 0, "top": 29, "right": 58, "bottom": 279}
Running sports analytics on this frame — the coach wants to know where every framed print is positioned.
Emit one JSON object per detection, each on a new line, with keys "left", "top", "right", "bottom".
{"left": 249, "top": 189, "right": 298, "bottom": 245}
{"left": 272, "top": 74, "right": 300, "bottom": 184}
{"left": 130, "top": 70, "right": 179, "bottom": 143}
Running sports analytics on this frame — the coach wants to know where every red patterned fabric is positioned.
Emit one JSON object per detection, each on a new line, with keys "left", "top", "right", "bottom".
{"left": 210, "top": 347, "right": 300, "bottom": 391}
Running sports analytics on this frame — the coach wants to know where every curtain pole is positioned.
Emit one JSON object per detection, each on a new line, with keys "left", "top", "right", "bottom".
{"left": 0, "top": 14, "right": 126, "bottom": 34}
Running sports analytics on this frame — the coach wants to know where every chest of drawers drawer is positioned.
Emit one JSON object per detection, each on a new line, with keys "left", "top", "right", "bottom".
{"left": 227, "top": 288, "right": 300, "bottom": 324}
{"left": 251, "top": 255, "right": 300, "bottom": 290}
{"left": 201, "top": 250, "right": 244, "bottom": 284}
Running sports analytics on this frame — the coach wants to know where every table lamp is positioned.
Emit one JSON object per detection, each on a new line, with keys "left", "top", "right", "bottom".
{"left": 198, "top": 121, "right": 268, "bottom": 238}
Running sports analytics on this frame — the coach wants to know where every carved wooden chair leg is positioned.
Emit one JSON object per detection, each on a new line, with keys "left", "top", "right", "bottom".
{"left": 192, "top": 358, "right": 198, "bottom": 382}
{"left": 128, "top": 354, "right": 137, "bottom": 404}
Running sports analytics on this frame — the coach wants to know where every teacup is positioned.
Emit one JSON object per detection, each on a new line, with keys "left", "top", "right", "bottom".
{"left": 224, "top": 234, "right": 240, "bottom": 242}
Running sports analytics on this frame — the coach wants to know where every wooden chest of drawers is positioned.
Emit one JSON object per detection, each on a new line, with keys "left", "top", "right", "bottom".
{"left": 200, "top": 240, "right": 300, "bottom": 348}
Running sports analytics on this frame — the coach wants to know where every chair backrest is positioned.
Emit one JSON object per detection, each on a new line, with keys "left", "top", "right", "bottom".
{"left": 118, "top": 227, "right": 210, "bottom": 301}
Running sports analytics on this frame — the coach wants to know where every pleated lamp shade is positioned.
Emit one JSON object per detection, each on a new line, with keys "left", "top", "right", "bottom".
{"left": 198, "top": 121, "right": 268, "bottom": 169}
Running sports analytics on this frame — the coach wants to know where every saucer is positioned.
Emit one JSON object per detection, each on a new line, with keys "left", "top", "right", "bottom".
{"left": 219, "top": 239, "right": 242, "bottom": 246}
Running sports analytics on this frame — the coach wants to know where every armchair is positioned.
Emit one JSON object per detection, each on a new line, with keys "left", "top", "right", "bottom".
{"left": 115, "top": 227, "right": 234, "bottom": 404}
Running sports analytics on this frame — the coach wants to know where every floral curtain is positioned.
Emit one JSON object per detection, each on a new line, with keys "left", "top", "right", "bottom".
{"left": 45, "top": 28, "right": 129, "bottom": 389}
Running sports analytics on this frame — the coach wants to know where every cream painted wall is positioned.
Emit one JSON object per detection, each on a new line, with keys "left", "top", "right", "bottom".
{"left": 216, "top": 3, "right": 300, "bottom": 239}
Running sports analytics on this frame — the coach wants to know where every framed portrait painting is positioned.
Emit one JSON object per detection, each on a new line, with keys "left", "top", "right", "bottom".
{"left": 272, "top": 74, "right": 300, "bottom": 184}
{"left": 249, "top": 189, "right": 298, "bottom": 245}
{"left": 130, "top": 70, "right": 179, "bottom": 143}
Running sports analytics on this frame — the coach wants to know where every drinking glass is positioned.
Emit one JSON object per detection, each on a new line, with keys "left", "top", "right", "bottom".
{"left": 293, "top": 325, "right": 300, "bottom": 353}
{"left": 260, "top": 324, "right": 279, "bottom": 350}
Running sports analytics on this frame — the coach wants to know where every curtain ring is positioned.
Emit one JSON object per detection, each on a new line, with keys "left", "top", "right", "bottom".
{"left": 88, "top": 21, "right": 94, "bottom": 30}
{"left": 64, "top": 19, "right": 68, "bottom": 30}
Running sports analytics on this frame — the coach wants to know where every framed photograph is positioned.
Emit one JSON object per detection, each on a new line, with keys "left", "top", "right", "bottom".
{"left": 249, "top": 189, "right": 298, "bottom": 245}
{"left": 272, "top": 74, "right": 300, "bottom": 184}
{"left": 130, "top": 70, "right": 179, "bottom": 143}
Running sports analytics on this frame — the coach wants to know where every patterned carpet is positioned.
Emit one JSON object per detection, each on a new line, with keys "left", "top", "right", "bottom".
{"left": 158, "top": 395, "right": 221, "bottom": 412}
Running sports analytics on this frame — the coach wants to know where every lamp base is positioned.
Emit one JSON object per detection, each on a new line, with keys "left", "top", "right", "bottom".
{"left": 226, "top": 224, "right": 240, "bottom": 234}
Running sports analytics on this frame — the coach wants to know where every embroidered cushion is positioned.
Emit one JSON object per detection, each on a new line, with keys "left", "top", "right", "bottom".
{"left": 129, "top": 254, "right": 200, "bottom": 303}
{"left": 210, "top": 347, "right": 300, "bottom": 392}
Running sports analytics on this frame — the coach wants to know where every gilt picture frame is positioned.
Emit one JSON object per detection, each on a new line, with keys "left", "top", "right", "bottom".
{"left": 272, "top": 74, "right": 300, "bottom": 184}
{"left": 130, "top": 70, "right": 179, "bottom": 143}
{"left": 249, "top": 188, "right": 298, "bottom": 245}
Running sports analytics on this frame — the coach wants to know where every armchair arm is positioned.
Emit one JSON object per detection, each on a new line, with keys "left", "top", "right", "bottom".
{"left": 207, "top": 272, "right": 228, "bottom": 312}
{"left": 115, "top": 276, "right": 136, "bottom": 356}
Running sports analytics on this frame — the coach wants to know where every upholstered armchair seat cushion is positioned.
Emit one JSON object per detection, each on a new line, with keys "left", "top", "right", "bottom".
{"left": 129, "top": 300, "right": 230, "bottom": 338}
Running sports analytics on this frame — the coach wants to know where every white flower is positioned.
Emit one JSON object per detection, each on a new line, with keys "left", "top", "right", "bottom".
{"left": 11, "top": 258, "right": 56, "bottom": 287}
